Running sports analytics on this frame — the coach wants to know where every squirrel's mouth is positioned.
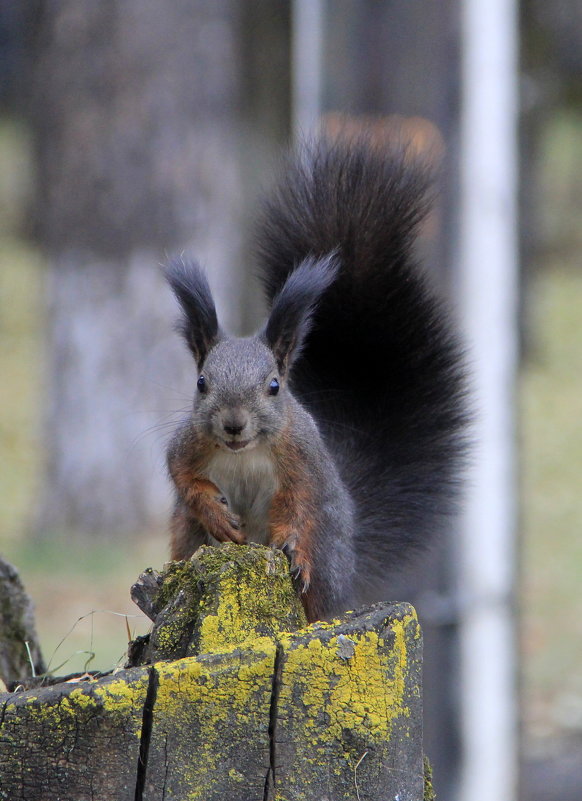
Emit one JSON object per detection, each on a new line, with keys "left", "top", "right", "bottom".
{"left": 223, "top": 439, "right": 253, "bottom": 452}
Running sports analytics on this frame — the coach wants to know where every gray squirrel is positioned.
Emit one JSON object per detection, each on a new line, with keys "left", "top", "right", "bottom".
{"left": 165, "top": 136, "right": 469, "bottom": 622}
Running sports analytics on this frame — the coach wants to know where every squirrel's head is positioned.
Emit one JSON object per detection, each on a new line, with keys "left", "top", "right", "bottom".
{"left": 166, "top": 255, "right": 338, "bottom": 453}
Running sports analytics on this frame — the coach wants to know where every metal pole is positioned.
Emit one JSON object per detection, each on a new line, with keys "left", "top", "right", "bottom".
{"left": 458, "top": 0, "right": 519, "bottom": 799}
{"left": 291, "top": 0, "right": 324, "bottom": 139}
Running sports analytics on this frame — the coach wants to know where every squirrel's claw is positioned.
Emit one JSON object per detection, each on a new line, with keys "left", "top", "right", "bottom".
{"left": 228, "top": 516, "right": 240, "bottom": 531}
{"left": 280, "top": 541, "right": 311, "bottom": 593}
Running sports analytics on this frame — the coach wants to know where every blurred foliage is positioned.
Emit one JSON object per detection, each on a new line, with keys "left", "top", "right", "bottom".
{"left": 522, "top": 0, "right": 582, "bottom": 106}
{"left": 0, "top": 117, "right": 40, "bottom": 543}
{"left": 519, "top": 97, "right": 582, "bottom": 741}
{"left": 0, "top": 119, "right": 165, "bottom": 671}
{"left": 0, "top": 117, "right": 33, "bottom": 236}
{"left": 537, "top": 109, "right": 582, "bottom": 260}
{"left": 0, "top": 228, "right": 159, "bottom": 669}
{"left": 522, "top": 266, "right": 582, "bottom": 740}
{"left": 0, "top": 239, "right": 41, "bottom": 542}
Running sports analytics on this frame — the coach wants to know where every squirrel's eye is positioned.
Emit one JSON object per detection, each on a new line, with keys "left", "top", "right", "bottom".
{"left": 268, "top": 378, "right": 280, "bottom": 396}
{"left": 197, "top": 375, "right": 207, "bottom": 393}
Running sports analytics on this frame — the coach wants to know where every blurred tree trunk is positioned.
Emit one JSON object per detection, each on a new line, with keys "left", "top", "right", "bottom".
{"left": 28, "top": 1, "right": 244, "bottom": 537}
{"left": 238, "top": 1, "right": 292, "bottom": 334}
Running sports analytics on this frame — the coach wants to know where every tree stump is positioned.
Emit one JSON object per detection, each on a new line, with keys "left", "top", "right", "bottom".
{"left": 0, "top": 544, "right": 426, "bottom": 800}
{"left": 0, "top": 556, "right": 45, "bottom": 686}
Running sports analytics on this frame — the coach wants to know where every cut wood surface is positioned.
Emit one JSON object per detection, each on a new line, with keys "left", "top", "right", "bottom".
{"left": 0, "top": 543, "right": 425, "bottom": 800}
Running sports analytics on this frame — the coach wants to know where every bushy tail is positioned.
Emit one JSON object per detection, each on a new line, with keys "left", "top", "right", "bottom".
{"left": 256, "top": 135, "right": 470, "bottom": 602}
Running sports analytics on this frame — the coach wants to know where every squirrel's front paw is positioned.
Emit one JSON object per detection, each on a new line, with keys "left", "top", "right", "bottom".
{"left": 280, "top": 539, "right": 311, "bottom": 593}
{"left": 213, "top": 508, "right": 246, "bottom": 544}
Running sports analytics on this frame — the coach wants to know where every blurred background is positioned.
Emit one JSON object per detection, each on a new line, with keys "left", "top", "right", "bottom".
{"left": 0, "top": 2, "right": 581, "bottom": 799}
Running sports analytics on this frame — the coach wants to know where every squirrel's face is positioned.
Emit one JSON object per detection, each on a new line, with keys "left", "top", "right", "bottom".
{"left": 193, "top": 337, "right": 287, "bottom": 453}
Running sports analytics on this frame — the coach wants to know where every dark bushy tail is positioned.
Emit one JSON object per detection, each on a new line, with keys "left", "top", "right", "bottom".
{"left": 256, "top": 136, "right": 470, "bottom": 603}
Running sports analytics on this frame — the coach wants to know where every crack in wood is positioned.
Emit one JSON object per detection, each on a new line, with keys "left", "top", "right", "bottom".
{"left": 134, "top": 666, "right": 159, "bottom": 801}
{"left": 263, "top": 642, "right": 283, "bottom": 801}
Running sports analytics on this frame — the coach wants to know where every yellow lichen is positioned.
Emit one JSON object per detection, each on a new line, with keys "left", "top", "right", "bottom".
{"left": 196, "top": 546, "right": 306, "bottom": 654}
{"left": 1, "top": 669, "right": 150, "bottom": 741}
{"left": 274, "top": 606, "right": 421, "bottom": 780}
{"left": 151, "top": 645, "right": 277, "bottom": 800}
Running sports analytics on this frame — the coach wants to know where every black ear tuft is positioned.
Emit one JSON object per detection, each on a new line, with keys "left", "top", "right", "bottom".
{"left": 262, "top": 254, "right": 339, "bottom": 375}
{"left": 165, "top": 258, "right": 221, "bottom": 367}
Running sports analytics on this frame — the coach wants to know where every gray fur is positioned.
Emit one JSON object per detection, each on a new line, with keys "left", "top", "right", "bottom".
{"left": 193, "top": 337, "right": 287, "bottom": 448}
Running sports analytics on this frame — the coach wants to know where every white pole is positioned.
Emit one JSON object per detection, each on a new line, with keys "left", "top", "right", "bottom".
{"left": 458, "top": 0, "right": 519, "bottom": 799}
{"left": 291, "top": 0, "right": 324, "bottom": 139}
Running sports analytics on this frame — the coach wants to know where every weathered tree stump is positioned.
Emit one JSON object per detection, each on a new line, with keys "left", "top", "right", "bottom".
{"left": 0, "top": 544, "right": 426, "bottom": 800}
{"left": 0, "top": 556, "right": 45, "bottom": 686}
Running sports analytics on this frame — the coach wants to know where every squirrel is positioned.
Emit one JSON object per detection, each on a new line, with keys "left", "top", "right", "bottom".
{"left": 164, "top": 135, "right": 469, "bottom": 623}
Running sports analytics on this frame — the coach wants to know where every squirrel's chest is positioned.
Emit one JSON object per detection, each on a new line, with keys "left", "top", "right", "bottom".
{"left": 206, "top": 446, "right": 278, "bottom": 545}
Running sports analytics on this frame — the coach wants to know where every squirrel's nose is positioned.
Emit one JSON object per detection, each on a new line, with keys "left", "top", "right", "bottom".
{"left": 224, "top": 422, "right": 244, "bottom": 437}
{"left": 221, "top": 408, "right": 248, "bottom": 437}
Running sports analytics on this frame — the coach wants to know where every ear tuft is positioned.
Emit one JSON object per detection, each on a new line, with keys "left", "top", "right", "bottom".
{"left": 262, "top": 254, "right": 339, "bottom": 375}
{"left": 165, "top": 258, "right": 221, "bottom": 367}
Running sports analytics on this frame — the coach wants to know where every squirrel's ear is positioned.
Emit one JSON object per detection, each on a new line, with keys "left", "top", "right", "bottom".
{"left": 261, "top": 254, "right": 339, "bottom": 375}
{"left": 165, "top": 258, "right": 222, "bottom": 368}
